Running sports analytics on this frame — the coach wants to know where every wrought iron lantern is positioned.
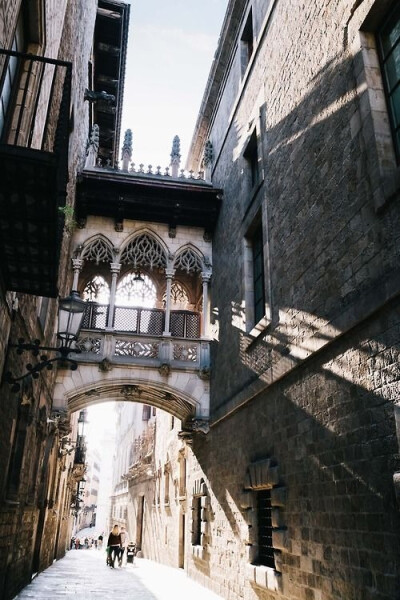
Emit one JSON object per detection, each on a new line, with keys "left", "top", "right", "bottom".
{"left": 5, "top": 290, "right": 86, "bottom": 392}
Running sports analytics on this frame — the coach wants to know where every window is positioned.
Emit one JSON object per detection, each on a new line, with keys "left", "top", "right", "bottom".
{"left": 38, "top": 296, "right": 50, "bottom": 331}
{"left": 256, "top": 489, "right": 275, "bottom": 568}
{"left": 240, "top": 9, "right": 254, "bottom": 76}
{"left": 244, "top": 129, "right": 259, "bottom": 188}
{"left": 191, "top": 496, "right": 202, "bottom": 545}
{"left": 0, "top": 13, "right": 25, "bottom": 137}
{"left": 142, "top": 405, "right": 151, "bottom": 421}
{"left": 377, "top": 3, "right": 400, "bottom": 161}
{"left": 252, "top": 225, "right": 265, "bottom": 324}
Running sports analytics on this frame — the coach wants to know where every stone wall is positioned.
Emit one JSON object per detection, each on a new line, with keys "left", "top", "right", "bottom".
{"left": 0, "top": 0, "right": 97, "bottom": 597}
{"left": 183, "top": 0, "right": 400, "bottom": 599}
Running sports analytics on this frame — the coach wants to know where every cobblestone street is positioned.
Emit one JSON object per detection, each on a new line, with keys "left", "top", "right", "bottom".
{"left": 13, "top": 549, "right": 224, "bottom": 600}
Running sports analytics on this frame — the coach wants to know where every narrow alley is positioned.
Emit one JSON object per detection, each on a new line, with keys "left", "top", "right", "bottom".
{"left": 14, "top": 548, "right": 224, "bottom": 600}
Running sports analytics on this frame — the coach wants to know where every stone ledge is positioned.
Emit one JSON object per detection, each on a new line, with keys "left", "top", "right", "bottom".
{"left": 191, "top": 544, "right": 207, "bottom": 561}
{"left": 246, "top": 563, "right": 283, "bottom": 593}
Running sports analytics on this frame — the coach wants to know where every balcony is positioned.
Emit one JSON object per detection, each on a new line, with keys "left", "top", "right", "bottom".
{"left": 74, "top": 303, "right": 209, "bottom": 373}
{"left": 81, "top": 302, "right": 201, "bottom": 338}
{"left": 0, "top": 49, "right": 72, "bottom": 296}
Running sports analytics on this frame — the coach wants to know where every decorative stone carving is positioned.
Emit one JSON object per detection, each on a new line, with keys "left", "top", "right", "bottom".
{"left": 120, "top": 233, "right": 167, "bottom": 269}
{"left": 170, "top": 135, "right": 181, "bottom": 177}
{"left": 84, "top": 124, "right": 99, "bottom": 169}
{"left": 174, "top": 247, "right": 203, "bottom": 274}
{"left": 203, "top": 140, "right": 213, "bottom": 182}
{"left": 191, "top": 419, "right": 210, "bottom": 435}
{"left": 121, "top": 129, "right": 133, "bottom": 171}
{"left": 81, "top": 237, "right": 114, "bottom": 265}
{"left": 158, "top": 363, "right": 171, "bottom": 377}
{"left": 98, "top": 357, "right": 112, "bottom": 372}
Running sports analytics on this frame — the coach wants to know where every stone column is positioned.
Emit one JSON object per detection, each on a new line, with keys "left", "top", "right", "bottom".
{"left": 107, "top": 262, "right": 121, "bottom": 329}
{"left": 71, "top": 258, "right": 83, "bottom": 290}
{"left": 163, "top": 268, "right": 175, "bottom": 336}
{"left": 201, "top": 272, "right": 211, "bottom": 338}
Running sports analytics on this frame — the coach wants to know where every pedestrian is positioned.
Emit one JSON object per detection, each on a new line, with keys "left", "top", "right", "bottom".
{"left": 70, "top": 537, "right": 75, "bottom": 550}
{"left": 118, "top": 526, "right": 130, "bottom": 567}
{"left": 98, "top": 534, "right": 103, "bottom": 550}
{"left": 75, "top": 537, "right": 80, "bottom": 549}
{"left": 107, "top": 525, "right": 122, "bottom": 568}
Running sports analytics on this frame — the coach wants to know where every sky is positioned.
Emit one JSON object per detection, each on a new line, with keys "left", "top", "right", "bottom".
{"left": 120, "top": 0, "right": 228, "bottom": 170}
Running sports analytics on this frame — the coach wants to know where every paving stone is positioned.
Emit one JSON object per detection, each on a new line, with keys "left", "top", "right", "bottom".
{"left": 14, "top": 549, "right": 224, "bottom": 600}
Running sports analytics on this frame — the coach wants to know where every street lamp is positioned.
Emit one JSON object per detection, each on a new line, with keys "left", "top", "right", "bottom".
{"left": 5, "top": 290, "right": 86, "bottom": 392}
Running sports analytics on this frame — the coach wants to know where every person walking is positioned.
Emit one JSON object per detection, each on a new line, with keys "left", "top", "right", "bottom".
{"left": 118, "top": 526, "right": 130, "bottom": 567}
{"left": 107, "top": 525, "right": 122, "bottom": 568}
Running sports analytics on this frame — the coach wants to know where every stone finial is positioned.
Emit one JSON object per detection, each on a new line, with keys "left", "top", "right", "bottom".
{"left": 84, "top": 124, "right": 99, "bottom": 169}
{"left": 121, "top": 129, "right": 133, "bottom": 171}
{"left": 203, "top": 140, "right": 213, "bottom": 182}
{"left": 170, "top": 135, "right": 181, "bottom": 178}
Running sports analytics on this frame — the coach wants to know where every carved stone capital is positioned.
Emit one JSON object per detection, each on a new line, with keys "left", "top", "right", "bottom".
{"left": 110, "top": 262, "right": 121, "bottom": 275}
{"left": 72, "top": 258, "right": 83, "bottom": 272}
{"left": 192, "top": 419, "right": 210, "bottom": 435}
{"left": 165, "top": 268, "right": 176, "bottom": 279}
{"left": 201, "top": 271, "right": 212, "bottom": 283}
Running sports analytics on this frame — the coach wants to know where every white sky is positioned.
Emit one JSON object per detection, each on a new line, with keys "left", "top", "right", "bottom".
{"left": 85, "top": 403, "right": 117, "bottom": 450}
{"left": 120, "top": 0, "right": 228, "bottom": 170}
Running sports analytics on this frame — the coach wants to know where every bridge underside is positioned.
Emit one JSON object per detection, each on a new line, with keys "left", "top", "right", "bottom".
{"left": 53, "top": 362, "right": 210, "bottom": 430}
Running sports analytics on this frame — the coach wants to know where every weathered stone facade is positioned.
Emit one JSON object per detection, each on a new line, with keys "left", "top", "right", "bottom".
{"left": 183, "top": 0, "right": 400, "bottom": 599}
{"left": 0, "top": 1, "right": 100, "bottom": 598}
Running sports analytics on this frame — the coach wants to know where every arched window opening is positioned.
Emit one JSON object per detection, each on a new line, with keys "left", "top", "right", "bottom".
{"left": 83, "top": 275, "right": 110, "bottom": 303}
{"left": 116, "top": 273, "right": 157, "bottom": 308}
{"left": 163, "top": 281, "right": 190, "bottom": 310}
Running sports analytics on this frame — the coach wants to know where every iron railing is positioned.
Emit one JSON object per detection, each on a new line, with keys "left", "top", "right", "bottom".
{"left": 0, "top": 49, "right": 72, "bottom": 156}
{"left": 82, "top": 302, "right": 201, "bottom": 339}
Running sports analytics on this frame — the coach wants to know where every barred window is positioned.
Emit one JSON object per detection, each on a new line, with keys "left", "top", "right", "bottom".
{"left": 256, "top": 489, "right": 275, "bottom": 568}
{"left": 252, "top": 225, "right": 265, "bottom": 324}
{"left": 377, "top": 3, "right": 400, "bottom": 161}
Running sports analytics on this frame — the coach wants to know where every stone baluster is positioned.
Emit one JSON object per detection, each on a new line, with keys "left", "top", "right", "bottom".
{"left": 84, "top": 124, "right": 99, "bottom": 169}
{"left": 121, "top": 129, "right": 132, "bottom": 171}
{"left": 203, "top": 140, "right": 213, "bottom": 183}
{"left": 106, "top": 262, "right": 121, "bottom": 329}
{"left": 71, "top": 258, "right": 83, "bottom": 291}
{"left": 201, "top": 271, "right": 212, "bottom": 338}
{"left": 163, "top": 267, "right": 175, "bottom": 336}
{"left": 170, "top": 135, "right": 181, "bottom": 178}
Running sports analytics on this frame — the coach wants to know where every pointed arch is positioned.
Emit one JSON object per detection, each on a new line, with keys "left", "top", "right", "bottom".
{"left": 81, "top": 234, "right": 114, "bottom": 265}
{"left": 120, "top": 229, "right": 168, "bottom": 270}
{"left": 173, "top": 244, "right": 205, "bottom": 274}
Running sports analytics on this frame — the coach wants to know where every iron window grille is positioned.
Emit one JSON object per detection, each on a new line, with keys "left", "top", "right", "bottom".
{"left": 256, "top": 489, "right": 275, "bottom": 569}
{"left": 376, "top": 3, "right": 400, "bottom": 162}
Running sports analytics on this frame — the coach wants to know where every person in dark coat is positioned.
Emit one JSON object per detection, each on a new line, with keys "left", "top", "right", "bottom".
{"left": 107, "top": 525, "right": 122, "bottom": 568}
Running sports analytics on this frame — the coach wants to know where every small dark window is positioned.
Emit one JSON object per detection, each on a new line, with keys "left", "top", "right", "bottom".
{"left": 38, "top": 297, "right": 50, "bottom": 331}
{"left": 257, "top": 489, "right": 275, "bottom": 568}
{"left": 240, "top": 9, "right": 254, "bottom": 76}
{"left": 192, "top": 496, "right": 202, "bottom": 545}
{"left": 377, "top": 3, "right": 400, "bottom": 161}
{"left": 142, "top": 405, "right": 151, "bottom": 421}
{"left": 252, "top": 226, "right": 265, "bottom": 324}
{"left": 244, "top": 130, "right": 259, "bottom": 188}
